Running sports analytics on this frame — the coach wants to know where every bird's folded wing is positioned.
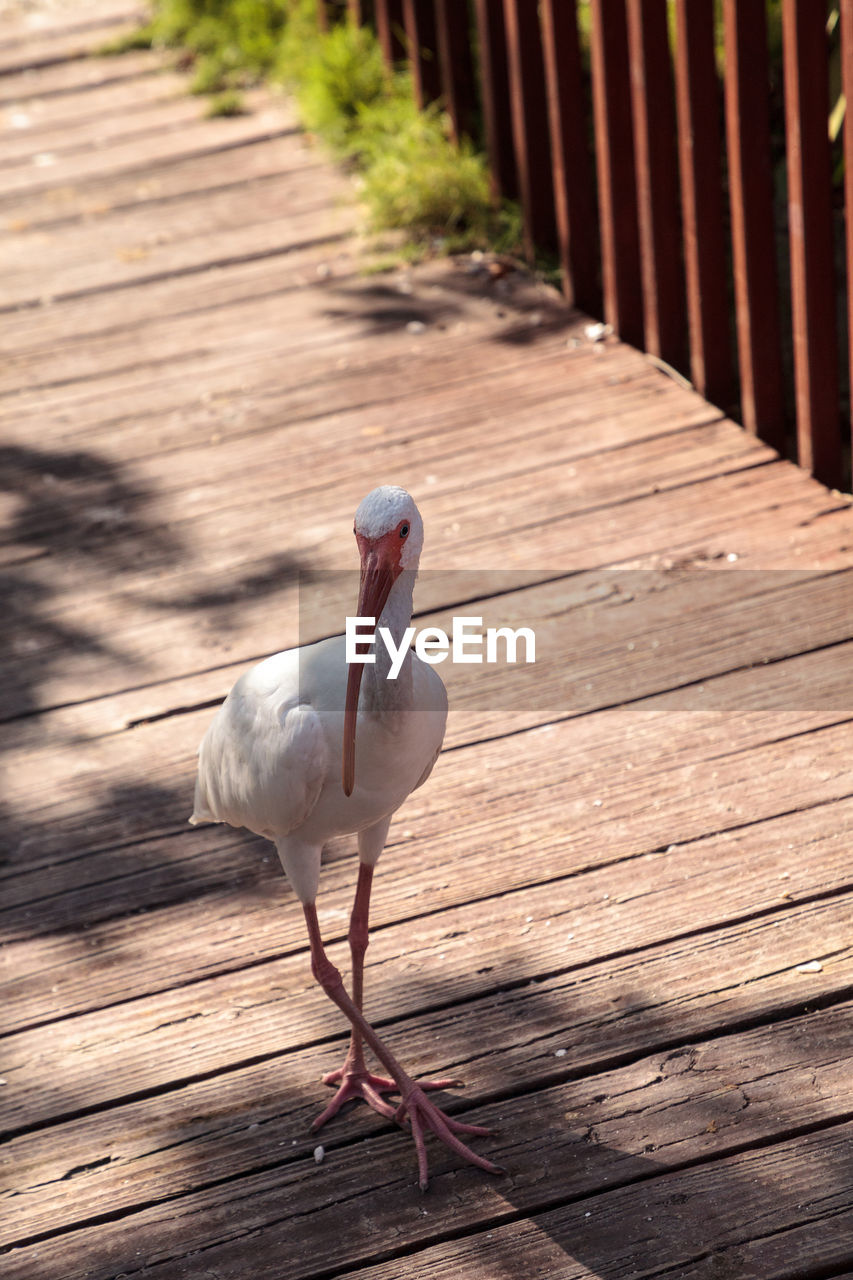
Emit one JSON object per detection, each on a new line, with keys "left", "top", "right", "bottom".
{"left": 191, "top": 688, "right": 328, "bottom": 840}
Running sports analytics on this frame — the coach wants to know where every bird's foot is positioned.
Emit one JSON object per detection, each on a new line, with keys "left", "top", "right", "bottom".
{"left": 312, "top": 1063, "right": 398, "bottom": 1130}
{"left": 313, "top": 1060, "right": 466, "bottom": 1132}
{"left": 395, "top": 1085, "right": 504, "bottom": 1191}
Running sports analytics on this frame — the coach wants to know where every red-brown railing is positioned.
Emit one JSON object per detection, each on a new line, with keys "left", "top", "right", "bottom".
{"left": 332, "top": 0, "right": 852, "bottom": 491}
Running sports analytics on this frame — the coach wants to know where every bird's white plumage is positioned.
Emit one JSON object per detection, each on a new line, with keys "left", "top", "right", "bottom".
{"left": 191, "top": 486, "right": 446, "bottom": 903}
{"left": 355, "top": 485, "right": 423, "bottom": 569}
{"left": 191, "top": 648, "right": 328, "bottom": 839}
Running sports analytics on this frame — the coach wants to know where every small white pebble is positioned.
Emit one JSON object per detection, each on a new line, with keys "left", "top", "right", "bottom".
{"left": 313, "top": 1145, "right": 325, "bottom": 1163}
{"left": 0, "top": 1078, "right": 7, "bottom": 1086}
{"left": 555, "top": 1048, "right": 568, "bottom": 1058}
{"left": 526, "top": 915, "right": 534, "bottom": 923}
{"left": 726, "top": 552, "right": 739, "bottom": 562}
{"left": 566, "top": 933, "right": 575, "bottom": 942}
{"left": 406, "top": 320, "right": 426, "bottom": 334}
{"left": 779, "top": 872, "right": 790, "bottom": 879}
{"left": 795, "top": 960, "right": 823, "bottom": 973}
{"left": 593, "top": 799, "right": 603, "bottom": 807}
{"left": 585, "top": 1211, "right": 592, "bottom": 1218}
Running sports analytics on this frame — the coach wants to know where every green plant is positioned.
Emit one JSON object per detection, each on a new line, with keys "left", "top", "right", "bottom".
{"left": 112, "top": 1, "right": 522, "bottom": 260}
{"left": 360, "top": 109, "right": 506, "bottom": 250}
{"left": 97, "top": 24, "right": 156, "bottom": 54}
{"left": 206, "top": 89, "right": 246, "bottom": 116}
{"left": 291, "top": 19, "right": 390, "bottom": 155}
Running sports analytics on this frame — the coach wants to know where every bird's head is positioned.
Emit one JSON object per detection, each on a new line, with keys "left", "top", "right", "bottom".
{"left": 343, "top": 486, "right": 423, "bottom": 796}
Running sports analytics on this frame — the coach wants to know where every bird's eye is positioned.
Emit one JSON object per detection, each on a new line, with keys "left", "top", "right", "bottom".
{"left": 400, "top": 523, "right": 409, "bottom": 538}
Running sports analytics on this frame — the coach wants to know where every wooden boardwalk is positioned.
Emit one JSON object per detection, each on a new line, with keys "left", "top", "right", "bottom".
{"left": 2, "top": 4, "right": 853, "bottom": 1277}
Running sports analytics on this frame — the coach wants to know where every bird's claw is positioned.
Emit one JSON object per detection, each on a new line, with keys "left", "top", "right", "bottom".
{"left": 394, "top": 1086, "right": 502, "bottom": 1191}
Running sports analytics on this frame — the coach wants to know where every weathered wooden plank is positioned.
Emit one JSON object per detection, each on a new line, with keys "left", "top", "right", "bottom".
{"left": 0, "top": 380, "right": 729, "bottom": 561}
{"left": 0, "top": 4, "right": 136, "bottom": 56}
{"left": 3, "top": 990, "right": 851, "bottom": 1276}
{"left": 2, "top": 619, "right": 843, "bottom": 885}
{"left": 0, "top": 91, "right": 220, "bottom": 169}
{"left": 0, "top": 85, "right": 197, "bottom": 168}
{"left": 276, "top": 1124, "right": 853, "bottom": 1280}
{"left": 0, "top": 441, "right": 794, "bottom": 723}
{"left": 0, "top": 101, "right": 301, "bottom": 207}
{"left": 3, "top": 808, "right": 851, "bottom": 1133}
{"left": 0, "top": 161, "right": 348, "bottom": 308}
{"left": 4, "top": 459, "right": 848, "bottom": 738}
{"left": 4, "top": 735, "right": 852, "bottom": 1033}
{"left": 0, "top": 47, "right": 159, "bottom": 109}
{"left": 3, "top": 998, "right": 850, "bottom": 1256}
{"left": 1, "top": 112, "right": 313, "bottom": 234}
{"left": 0, "top": 320, "right": 698, "bottom": 448}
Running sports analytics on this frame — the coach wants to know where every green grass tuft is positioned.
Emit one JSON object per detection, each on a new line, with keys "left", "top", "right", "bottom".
{"left": 97, "top": 23, "right": 156, "bottom": 55}
{"left": 205, "top": 89, "right": 246, "bottom": 116}
{"left": 128, "top": 1, "right": 523, "bottom": 260}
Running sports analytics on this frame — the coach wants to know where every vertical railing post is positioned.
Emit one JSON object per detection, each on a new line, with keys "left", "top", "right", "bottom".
{"left": 503, "top": 0, "right": 558, "bottom": 261}
{"left": 626, "top": 0, "right": 686, "bottom": 370}
{"left": 722, "top": 0, "right": 785, "bottom": 448}
{"left": 403, "top": 0, "right": 441, "bottom": 108}
{"left": 589, "top": 0, "right": 643, "bottom": 347}
{"left": 375, "top": 0, "right": 406, "bottom": 64}
{"left": 842, "top": 0, "right": 853, "bottom": 477}
{"left": 434, "top": 0, "right": 477, "bottom": 141}
{"left": 472, "top": 0, "right": 518, "bottom": 199}
{"left": 540, "top": 0, "right": 600, "bottom": 312}
{"left": 673, "top": 0, "right": 734, "bottom": 411}
{"left": 782, "top": 0, "right": 841, "bottom": 484}
{"left": 348, "top": 0, "right": 372, "bottom": 23}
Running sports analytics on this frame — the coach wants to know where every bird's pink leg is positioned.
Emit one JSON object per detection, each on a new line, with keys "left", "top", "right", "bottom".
{"left": 313, "top": 863, "right": 462, "bottom": 1131}
{"left": 312, "top": 863, "right": 397, "bottom": 1126}
{"left": 304, "top": 902, "right": 502, "bottom": 1190}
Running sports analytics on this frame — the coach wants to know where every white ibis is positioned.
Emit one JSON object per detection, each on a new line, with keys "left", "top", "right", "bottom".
{"left": 191, "top": 486, "right": 501, "bottom": 1189}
